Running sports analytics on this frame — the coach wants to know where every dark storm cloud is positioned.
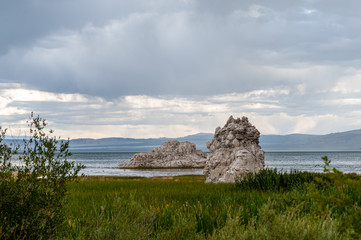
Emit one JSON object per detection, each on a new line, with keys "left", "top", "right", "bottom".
{"left": 1, "top": 0, "right": 361, "bottom": 100}
{"left": 0, "top": 0, "right": 165, "bottom": 53}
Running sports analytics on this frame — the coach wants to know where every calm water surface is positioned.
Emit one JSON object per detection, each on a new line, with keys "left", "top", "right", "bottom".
{"left": 69, "top": 151, "right": 361, "bottom": 177}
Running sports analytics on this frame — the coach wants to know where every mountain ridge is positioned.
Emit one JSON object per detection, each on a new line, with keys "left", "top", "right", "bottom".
{"left": 67, "top": 129, "right": 361, "bottom": 152}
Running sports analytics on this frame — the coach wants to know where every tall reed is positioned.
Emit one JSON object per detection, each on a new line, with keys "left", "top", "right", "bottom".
{"left": 235, "top": 168, "right": 320, "bottom": 191}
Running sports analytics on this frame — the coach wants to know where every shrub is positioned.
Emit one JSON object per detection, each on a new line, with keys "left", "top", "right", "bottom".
{"left": 0, "top": 113, "right": 84, "bottom": 239}
{"left": 311, "top": 156, "right": 361, "bottom": 238}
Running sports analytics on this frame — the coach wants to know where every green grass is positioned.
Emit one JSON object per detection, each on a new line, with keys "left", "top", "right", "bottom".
{"left": 52, "top": 172, "right": 361, "bottom": 240}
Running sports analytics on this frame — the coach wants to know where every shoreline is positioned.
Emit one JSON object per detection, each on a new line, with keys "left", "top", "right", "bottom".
{"left": 78, "top": 174, "right": 206, "bottom": 182}
{"left": 116, "top": 166, "right": 205, "bottom": 170}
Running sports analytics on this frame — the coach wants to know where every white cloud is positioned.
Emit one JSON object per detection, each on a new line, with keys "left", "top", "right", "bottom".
{"left": 0, "top": 106, "right": 26, "bottom": 116}
{"left": 2, "top": 83, "right": 360, "bottom": 138}
{"left": 333, "top": 99, "right": 361, "bottom": 105}
{"left": 303, "top": 8, "right": 317, "bottom": 15}
{"left": 331, "top": 68, "right": 361, "bottom": 93}
{"left": 242, "top": 103, "right": 283, "bottom": 109}
{"left": 232, "top": 5, "right": 272, "bottom": 19}
{"left": 296, "top": 84, "right": 307, "bottom": 95}
{"left": 210, "top": 88, "right": 290, "bottom": 102}
{"left": 0, "top": 88, "right": 88, "bottom": 103}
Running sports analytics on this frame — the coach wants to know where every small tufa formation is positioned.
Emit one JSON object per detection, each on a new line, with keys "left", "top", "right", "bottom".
{"left": 118, "top": 140, "right": 207, "bottom": 168}
{"left": 204, "top": 116, "right": 265, "bottom": 183}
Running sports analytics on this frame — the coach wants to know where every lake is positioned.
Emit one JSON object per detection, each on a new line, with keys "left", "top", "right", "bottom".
{"left": 68, "top": 151, "right": 361, "bottom": 177}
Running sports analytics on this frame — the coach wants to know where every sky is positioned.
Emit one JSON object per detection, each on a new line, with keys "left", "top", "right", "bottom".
{"left": 1, "top": 0, "right": 361, "bottom": 139}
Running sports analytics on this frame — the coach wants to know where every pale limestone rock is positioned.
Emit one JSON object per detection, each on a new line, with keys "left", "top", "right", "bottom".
{"left": 204, "top": 116, "right": 265, "bottom": 183}
{"left": 118, "top": 140, "right": 207, "bottom": 168}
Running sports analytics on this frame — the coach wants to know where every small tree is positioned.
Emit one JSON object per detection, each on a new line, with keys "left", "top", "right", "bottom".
{"left": 0, "top": 113, "right": 84, "bottom": 239}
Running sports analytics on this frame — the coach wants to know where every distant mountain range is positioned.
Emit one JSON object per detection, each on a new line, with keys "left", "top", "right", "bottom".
{"left": 68, "top": 133, "right": 213, "bottom": 152}
{"left": 67, "top": 129, "right": 361, "bottom": 152}
{"left": 260, "top": 129, "right": 361, "bottom": 151}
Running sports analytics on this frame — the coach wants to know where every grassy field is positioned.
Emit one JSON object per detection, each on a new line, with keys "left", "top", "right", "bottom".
{"left": 53, "top": 170, "right": 361, "bottom": 240}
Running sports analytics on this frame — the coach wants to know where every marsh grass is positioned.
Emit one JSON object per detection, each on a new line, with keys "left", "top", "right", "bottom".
{"left": 235, "top": 168, "right": 321, "bottom": 191}
{"left": 52, "top": 172, "right": 361, "bottom": 239}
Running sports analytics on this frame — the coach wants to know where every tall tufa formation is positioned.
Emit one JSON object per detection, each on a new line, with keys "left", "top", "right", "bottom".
{"left": 204, "top": 116, "right": 265, "bottom": 183}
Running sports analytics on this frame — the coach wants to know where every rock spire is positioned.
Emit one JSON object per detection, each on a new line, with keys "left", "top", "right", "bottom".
{"left": 204, "top": 116, "right": 265, "bottom": 183}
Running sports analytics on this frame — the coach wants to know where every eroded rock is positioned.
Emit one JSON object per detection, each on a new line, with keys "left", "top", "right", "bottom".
{"left": 118, "top": 140, "right": 207, "bottom": 168}
{"left": 204, "top": 116, "right": 265, "bottom": 183}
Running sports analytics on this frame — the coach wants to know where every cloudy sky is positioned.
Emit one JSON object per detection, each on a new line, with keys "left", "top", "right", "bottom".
{"left": 1, "top": 0, "right": 361, "bottom": 139}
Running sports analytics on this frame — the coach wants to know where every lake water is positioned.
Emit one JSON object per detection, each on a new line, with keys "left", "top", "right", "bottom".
{"left": 69, "top": 151, "right": 361, "bottom": 177}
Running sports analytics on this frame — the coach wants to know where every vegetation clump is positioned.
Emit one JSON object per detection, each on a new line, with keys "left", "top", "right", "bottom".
{"left": 235, "top": 168, "right": 319, "bottom": 191}
{"left": 0, "top": 113, "right": 84, "bottom": 239}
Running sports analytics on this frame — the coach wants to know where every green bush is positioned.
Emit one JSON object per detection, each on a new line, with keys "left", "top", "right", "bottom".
{"left": 0, "top": 113, "right": 84, "bottom": 239}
